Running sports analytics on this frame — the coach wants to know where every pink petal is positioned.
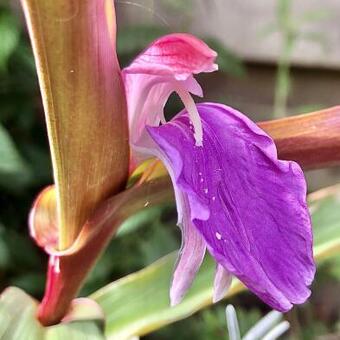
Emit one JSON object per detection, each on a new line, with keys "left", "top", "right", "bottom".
{"left": 124, "top": 33, "right": 218, "bottom": 80}
{"left": 122, "top": 34, "right": 217, "bottom": 165}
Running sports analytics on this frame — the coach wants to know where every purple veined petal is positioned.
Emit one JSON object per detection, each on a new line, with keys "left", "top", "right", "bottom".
{"left": 170, "top": 194, "right": 206, "bottom": 306}
{"left": 135, "top": 130, "right": 210, "bottom": 222}
{"left": 213, "top": 264, "right": 233, "bottom": 303}
{"left": 146, "top": 103, "right": 316, "bottom": 312}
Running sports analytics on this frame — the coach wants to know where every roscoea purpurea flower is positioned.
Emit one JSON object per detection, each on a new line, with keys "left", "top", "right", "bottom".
{"left": 122, "top": 33, "right": 315, "bottom": 312}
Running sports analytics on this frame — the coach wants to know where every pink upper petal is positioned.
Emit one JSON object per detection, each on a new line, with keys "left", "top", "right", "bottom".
{"left": 124, "top": 33, "right": 218, "bottom": 80}
{"left": 123, "top": 34, "right": 217, "bottom": 164}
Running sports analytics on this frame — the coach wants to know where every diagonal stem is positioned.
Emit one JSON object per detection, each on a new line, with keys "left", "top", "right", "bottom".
{"left": 259, "top": 106, "right": 340, "bottom": 169}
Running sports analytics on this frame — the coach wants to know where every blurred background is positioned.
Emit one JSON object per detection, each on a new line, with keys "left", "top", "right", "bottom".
{"left": 0, "top": 0, "right": 340, "bottom": 338}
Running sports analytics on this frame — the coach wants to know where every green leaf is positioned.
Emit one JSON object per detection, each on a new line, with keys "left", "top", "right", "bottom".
{"left": 309, "top": 187, "right": 340, "bottom": 260}
{"left": 91, "top": 254, "right": 244, "bottom": 340}
{"left": 0, "top": 10, "right": 20, "bottom": 72}
{"left": 91, "top": 185, "right": 340, "bottom": 339}
{"left": 0, "top": 287, "right": 44, "bottom": 340}
{"left": 116, "top": 206, "right": 163, "bottom": 238}
{"left": 44, "top": 322, "right": 105, "bottom": 340}
{"left": 0, "top": 123, "right": 32, "bottom": 190}
{"left": 0, "top": 288, "right": 105, "bottom": 340}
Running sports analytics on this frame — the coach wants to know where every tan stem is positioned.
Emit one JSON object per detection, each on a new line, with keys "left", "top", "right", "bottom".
{"left": 259, "top": 106, "right": 340, "bottom": 169}
{"left": 21, "top": 0, "right": 129, "bottom": 250}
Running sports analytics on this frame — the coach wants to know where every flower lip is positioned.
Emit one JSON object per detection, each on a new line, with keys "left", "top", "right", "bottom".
{"left": 146, "top": 103, "right": 315, "bottom": 312}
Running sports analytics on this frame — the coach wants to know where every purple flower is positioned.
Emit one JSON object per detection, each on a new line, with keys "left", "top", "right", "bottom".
{"left": 123, "top": 33, "right": 315, "bottom": 312}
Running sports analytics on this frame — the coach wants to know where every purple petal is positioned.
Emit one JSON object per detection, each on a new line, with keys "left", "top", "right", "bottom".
{"left": 147, "top": 103, "right": 315, "bottom": 312}
{"left": 170, "top": 195, "right": 206, "bottom": 306}
{"left": 213, "top": 265, "right": 232, "bottom": 303}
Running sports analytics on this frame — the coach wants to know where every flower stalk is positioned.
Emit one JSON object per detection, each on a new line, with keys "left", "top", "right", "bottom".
{"left": 21, "top": 0, "right": 129, "bottom": 250}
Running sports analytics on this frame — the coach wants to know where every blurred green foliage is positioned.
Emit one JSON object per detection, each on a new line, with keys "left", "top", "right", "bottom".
{"left": 81, "top": 205, "right": 179, "bottom": 296}
{"left": 0, "top": 8, "right": 20, "bottom": 73}
{"left": 0, "top": 1, "right": 339, "bottom": 339}
{"left": 0, "top": 287, "right": 105, "bottom": 340}
{"left": 0, "top": 3, "right": 50, "bottom": 299}
{"left": 161, "top": 0, "right": 193, "bottom": 13}
{"left": 262, "top": 0, "right": 331, "bottom": 118}
{"left": 0, "top": 123, "right": 32, "bottom": 190}
{"left": 150, "top": 305, "right": 263, "bottom": 340}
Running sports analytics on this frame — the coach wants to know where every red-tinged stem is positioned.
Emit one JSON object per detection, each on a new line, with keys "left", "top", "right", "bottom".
{"left": 37, "top": 177, "right": 173, "bottom": 326}
{"left": 21, "top": 0, "right": 129, "bottom": 251}
{"left": 259, "top": 106, "right": 340, "bottom": 170}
